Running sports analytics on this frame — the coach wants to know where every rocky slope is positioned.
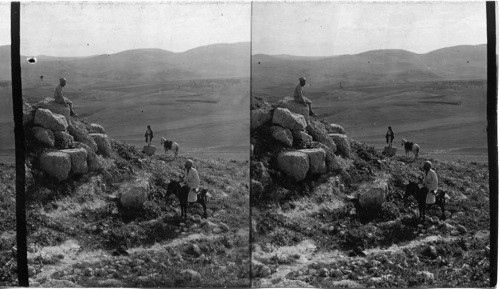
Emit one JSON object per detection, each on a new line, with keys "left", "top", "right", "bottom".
{"left": 250, "top": 96, "right": 490, "bottom": 288}
{"left": 0, "top": 99, "right": 250, "bottom": 287}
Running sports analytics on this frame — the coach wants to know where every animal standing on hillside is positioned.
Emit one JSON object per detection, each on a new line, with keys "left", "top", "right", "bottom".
{"left": 404, "top": 181, "right": 446, "bottom": 221}
{"left": 160, "top": 137, "right": 179, "bottom": 159}
{"left": 401, "top": 138, "right": 419, "bottom": 159}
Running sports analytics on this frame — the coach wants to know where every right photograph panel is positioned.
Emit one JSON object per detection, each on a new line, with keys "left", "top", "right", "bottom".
{"left": 251, "top": 2, "right": 490, "bottom": 288}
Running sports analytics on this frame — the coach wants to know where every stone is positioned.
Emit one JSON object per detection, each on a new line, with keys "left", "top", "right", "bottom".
{"left": 36, "top": 97, "right": 71, "bottom": 123}
{"left": 298, "top": 148, "right": 326, "bottom": 175}
{"left": 180, "top": 269, "right": 201, "bottom": 281}
{"left": 357, "top": 179, "right": 388, "bottom": 211}
{"left": 68, "top": 121, "right": 98, "bottom": 152}
{"left": 90, "top": 133, "right": 112, "bottom": 157}
{"left": 53, "top": 131, "right": 74, "bottom": 147}
{"left": 119, "top": 178, "right": 149, "bottom": 208}
{"left": 332, "top": 269, "right": 343, "bottom": 278}
{"left": 329, "top": 133, "right": 351, "bottom": 157}
{"left": 260, "top": 265, "right": 271, "bottom": 277}
{"left": 457, "top": 225, "right": 468, "bottom": 234}
{"left": 326, "top": 123, "right": 346, "bottom": 134}
{"left": 219, "top": 222, "right": 229, "bottom": 232}
{"left": 270, "top": 126, "right": 293, "bottom": 147}
{"left": 276, "top": 151, "right": 309, "bottom": 182}
{"left": 292, "top": 130, "right": 313, "bottom": 149}
{"left": 34, "top": 108, "right": 68, "bottom": 131}
{"left": 307, "top": 120, "right": 337, "bottom": 152}
{"left": 382, "top": 146, "right": 397, "bottom": 157}
{"left": 275, "top": 97, "right": 310, "bottom": 123}
{"left": 319, "top": 268, "right": 329, "bottom": 277}
{"left": 310, "top": 141, "right": 338, "bottom": 171}
{"left": 142, "top": 145, "right": 156, "bottom": 156}
{"left": 417, "top": 271, "right": 435, "bottom": 283}
{"left": 272, "top": 107, "right": 307, "bottom": 130}
{"left": 251, "top": 109, "right": 272, "bottom": 130}
{"left": 73, "top": 142, "right": 100, "bottom": 171}
{"left": 450, "top": 230, "right": 460, "bottom": 236}
{"left": 87, "top": 123, "right": 106, "bottom": 134}
{"left": 39, "top": 151, "right": 71, "bottom": 181}
{"left": 32, "top": 126, "right": 55, "bottom": 147}
{"left": 60, "top": 148, "right": 88, "bottom": 174}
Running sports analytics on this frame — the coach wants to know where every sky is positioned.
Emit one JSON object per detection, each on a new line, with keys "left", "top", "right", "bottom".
{"left": 252, "top": 2, "right": 487, "bottom": 56}
{"left": 1, "top": 2, "right": 251, "bottom": 57}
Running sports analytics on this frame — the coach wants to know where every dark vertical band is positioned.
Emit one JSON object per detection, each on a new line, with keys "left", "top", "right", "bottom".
{"left": 10, "top": 2, "right": 28, "bottom": 287}
{"left": 486, "top": 1, "right": 498, "bottom": 287}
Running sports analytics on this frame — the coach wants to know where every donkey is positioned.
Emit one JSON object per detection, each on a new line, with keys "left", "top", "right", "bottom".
{"left": 166, "top": 179, "right": 208, "bottom": 219}
{"left": 401, "top": 138, "right": 420, "bottom": 159}
{"left": 404, "top": 181, "right": 446, "bottom": 221}
{"left": 160, "top": 137, "right": 179, "bottom": 159}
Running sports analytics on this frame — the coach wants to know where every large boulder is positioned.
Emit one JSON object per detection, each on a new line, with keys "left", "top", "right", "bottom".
{"left": 275, "top": 97, "right": 309, "bottom": 123}
{"left": 34, "top": 108, "right": 68, "bottom": 131}
{"left": 53, "top": 131, "right": 74, "bottom": 147}
{"left": 90, "top": 133, "right": 112, "bottom": 157}
{"left": 251, "top": 109, "right": 272, "bottom": 131}
{"left": 307, "top": 120, "right": 337, "bottom": 152}
{"left": 298, "top": 148, "right": 326, "bottom": 175}
{"left": 276, "top": 151, "right": 309, "bottom": 182}
{"left": 270, "top": 126, "right": 293, "bottom": 147}
{"left": 382, "top": 146, "right": 397, "bottom": 157}
{"left": 61, "top": 148, "right": 88, "bottom": 174}
{"left": 329, "top": 134, "right": 351, "bottom": 157}
{"left": 272, "top": 107, "right": 307, "bottom": 130}
{"left": 142, "top": 145, "right": 156, "bottom": 156}
{"left": 73, "top": 142, "right": 100, "bottom": 171}
{"left": 37, "top": 97, "right": 71, "bottom": 123}
{"left": 326, "top": 123, "right": 346, "bottom": 135}
{"left": 68, "top": 122, "right": 98, "bottom": 152}
{"left": 292, "top": 130, "right": 313, "bottom": 149}
{"left": 39, "top": 151, "right": 71, "bottom": 181}
{"left": 119, "top": 179, "right": 149, "bottom": 209}
{"left": 357, "top": 179, "right": 388, "bottom": 211}
{"left": 32, "top": 126, "right": 55, "bottom": 147}
{"left": 310, "top": 141, "right": 338, "bottom": 171}
{"left": 86, "top": 123, "right": 106, "bottom": 134}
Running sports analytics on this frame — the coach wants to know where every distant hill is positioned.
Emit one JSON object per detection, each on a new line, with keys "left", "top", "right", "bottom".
{"left": 0, "top": 42, "right": 250, "bottom": 87}
{"left": 252, "top": 44, "right": 487, "bottom": 90}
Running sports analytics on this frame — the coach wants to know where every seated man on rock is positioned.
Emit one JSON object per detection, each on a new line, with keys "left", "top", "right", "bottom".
{"left": 294, "top": 76, "right": 317, "bottom": 117}
{"left": 181, "top": 159, "right": 200, "bottom": 202}
{"left": 54, "top": 77, "right": 78, "bottom": 117}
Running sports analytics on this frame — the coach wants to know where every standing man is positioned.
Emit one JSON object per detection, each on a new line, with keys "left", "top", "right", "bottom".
{"left": 385, "top": 126, "right": 395, "bottom": 147}
{"left": 144, "top": 125, "right": 153, "bottom": 146}
{"left": 182, "top": 159, "right": 200, "bottom": 202}
{"left": 422, "top": 161, "right": 438, "bottom": 204}
{"left": 294, "top": 77, "right": 317, "bottom": 117}
{"left": 54, "top": 77, "right": 78, "bottom": 117}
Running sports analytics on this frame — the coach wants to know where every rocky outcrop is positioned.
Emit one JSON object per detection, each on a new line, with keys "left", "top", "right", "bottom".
{"left": 272, "top": 107, "right": 307, "bottom": 130}
{"left": 61, "top": 148, "right": 88, "bottom": 174}
{"left": 72, "top": 142, "right": 100, "bottom": 172}
{"left": 307, "top": 120, "right": 337, "bottom": 152}
{"left": 277, "top": 151, "right": 309, "bottom": 182}
{"left": 298, "top": 148, "right": 326, "bottom": 175}
{"left": 329, "top": 133, "right": 351, "bottom": 157}
{"left": 90, "top": 133, "right": 112, "bottom": 157}
{"left": 34, "top": 108, "right": 68, "bottom": 132}
{"left": 37, "top": 97, "right": 71, "bottom": 123}
{"left": 251, "top": 109, "right": 272, "bottom": 131}
{"left": 382, "top": 146, "right": 397, "bottom": 157}
{"left": 87, "top": 123, "right": 106, "bottom": 134}
{"left": 53, "top": 131, "right": 74, "bottom": 147}
{"left": 270, "top": 126, "right": 293, "bottom": 147}
{"left": 119, "top": 179, "right": 150, "bottom": 209}
{"left": 68, "top": 122, "right": 98, "bottom": 152}
{"left": 39, "top": 151, "right": 72, "bottom": 181}
{"left": 142, "top": 145, "right": 156, "bottom": 156}
{"left": 32, "top": 126, "right": 55, "bottom": 147}
{"left": 275, "top": 97, "right": 309, "bottom": 123}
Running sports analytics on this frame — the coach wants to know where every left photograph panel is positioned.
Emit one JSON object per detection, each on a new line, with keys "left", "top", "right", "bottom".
{"left": 15, "top": 2, "right": 250, "bottom": 287}
{"left": 0, "top": 2, "right": 17, "bottom": 287}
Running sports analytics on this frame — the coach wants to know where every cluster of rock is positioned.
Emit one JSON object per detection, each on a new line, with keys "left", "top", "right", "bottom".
{"left": 251, "top": 97, "right": 351, "bottom": 190}
{"left": 24, "top": 97, "right": 113, "bottom": 182}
